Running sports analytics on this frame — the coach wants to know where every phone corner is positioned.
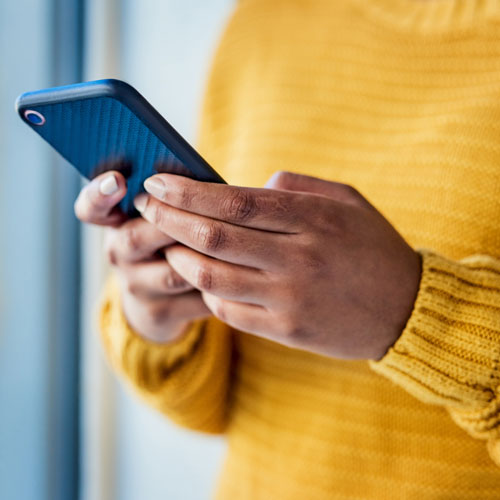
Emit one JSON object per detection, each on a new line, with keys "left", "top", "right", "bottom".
{"left": 96, "top": 78, "right": 138, "bottom": 101}
{"left": 13, "top": 93, "right": 28, "bottom": 121}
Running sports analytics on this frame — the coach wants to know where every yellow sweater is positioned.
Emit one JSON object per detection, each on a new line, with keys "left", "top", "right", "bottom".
{"left": 100, "top": 1, "right": 500, "bottom": 498}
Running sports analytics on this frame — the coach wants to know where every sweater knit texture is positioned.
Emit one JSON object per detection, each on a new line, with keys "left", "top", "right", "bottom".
{"left": 99, "top": 0, "right": 500, "bottom": 498}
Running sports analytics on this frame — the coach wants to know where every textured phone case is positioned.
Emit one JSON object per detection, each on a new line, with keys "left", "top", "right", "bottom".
{"left": 16, "top": 80, "right": 225, "bottom": 216}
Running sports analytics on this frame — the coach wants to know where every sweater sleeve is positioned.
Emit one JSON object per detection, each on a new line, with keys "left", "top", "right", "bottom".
{"left": 98, "top": 273, "right": 233, "bottom": 434}
{"left": 370, "top": 249, "right": 500, "bottom": 465}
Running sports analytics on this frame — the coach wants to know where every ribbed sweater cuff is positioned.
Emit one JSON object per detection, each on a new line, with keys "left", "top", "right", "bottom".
{"left": 370, "top": 249, "right": 500, "bottom": 411}
{"left": 98, "top": 273, "right": 203, "bottom": 392}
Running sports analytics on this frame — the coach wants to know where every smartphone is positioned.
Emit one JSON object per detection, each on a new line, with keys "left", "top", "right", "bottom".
{"left": 15, "top": 79, "right": 226, "bottom": 216}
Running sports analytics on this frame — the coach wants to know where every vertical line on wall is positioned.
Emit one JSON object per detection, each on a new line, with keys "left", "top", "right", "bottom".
{"left": 46, "top": 1, "right": 85, "bottom": 499}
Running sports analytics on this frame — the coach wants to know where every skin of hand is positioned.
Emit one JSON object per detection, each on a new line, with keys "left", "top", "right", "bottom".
{"left": 74, "top": 170, "right": 210, "bottom": 343}
{"left": 133, "top": 171, "right": 422, "bottom": 360}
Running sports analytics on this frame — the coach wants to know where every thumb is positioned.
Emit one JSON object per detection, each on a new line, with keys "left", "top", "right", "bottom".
{"left": 265, "top": 171, "right": 373, "bottom": 209}
{"left": 74, "top": 170, "right": 128, "bottom": 225}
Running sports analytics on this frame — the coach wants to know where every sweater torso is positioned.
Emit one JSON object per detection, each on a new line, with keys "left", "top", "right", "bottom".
{"left": 195, "top": 1, "right": 500, "bottom": 498}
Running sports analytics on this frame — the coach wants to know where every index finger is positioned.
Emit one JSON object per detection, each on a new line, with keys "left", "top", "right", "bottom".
{"left": 142, "top": 174, "right": 305, "bottom": 233}
{"left": 105, "top": 216, "right": 177, "bottom": 264}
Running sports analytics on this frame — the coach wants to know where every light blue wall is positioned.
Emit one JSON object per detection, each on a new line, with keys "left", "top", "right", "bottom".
{"left": 0, "top": 3, "right": 236, "bottom": 500}
{"left": 1, "top": 2, "right": 82, "bottom": 498}
{"left": 0, "top": 2, "right": 53, "bottom": 500}
{"left": 114, "top": 2, "right": 234, "bottom": 499}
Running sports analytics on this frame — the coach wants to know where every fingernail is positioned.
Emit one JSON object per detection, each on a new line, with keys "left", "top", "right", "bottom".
{"left": 99, "top": 173, "right": 119, "bottom": 195}
{"left": 134, "top": 193, "right": 149, "bottom": 212}
{"left": 144, "top": 177, "right": 165, "bottom": 199}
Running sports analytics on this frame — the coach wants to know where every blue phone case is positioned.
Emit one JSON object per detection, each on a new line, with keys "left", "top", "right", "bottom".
{"left": 15, "top": 79, "right": 226, "bottom": 216}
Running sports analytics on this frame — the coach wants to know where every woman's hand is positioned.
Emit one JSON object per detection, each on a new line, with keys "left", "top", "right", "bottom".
{"left": 74, "top": 171, "right": 210, "bottom": 343}
{"left": 134, "top": 171, "right": 422, "bottom": 359}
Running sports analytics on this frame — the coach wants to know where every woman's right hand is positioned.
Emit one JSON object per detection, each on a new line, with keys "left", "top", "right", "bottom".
{"left": 74, "top": 171, "right": 211, "bottom": 343}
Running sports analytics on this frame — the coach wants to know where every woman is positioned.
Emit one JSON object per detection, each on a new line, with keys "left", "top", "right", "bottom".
{"left": 76, "top": 0, "right": 500, "bottom": 498}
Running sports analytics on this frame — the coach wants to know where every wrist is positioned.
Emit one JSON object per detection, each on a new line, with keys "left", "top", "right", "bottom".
{"left": 371, "top": 250, "right": 422, "bottom": 361}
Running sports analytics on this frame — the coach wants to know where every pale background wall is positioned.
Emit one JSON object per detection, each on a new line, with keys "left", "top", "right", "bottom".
{"left": 80, "top": 2, "right": 235, "bottom": 500}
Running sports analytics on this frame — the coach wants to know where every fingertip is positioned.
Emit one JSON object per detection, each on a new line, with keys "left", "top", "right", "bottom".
{"left": 99, "top": 173, "right": 119, "bottom": 195}
{"left": 133, "top": 193, "right": 149, "bottom": 213}
{"left": 146, "top": 172, "right": 187, "bottom": 186}
{"left": 98, "top": 171, "right": 127, "bottom": 195}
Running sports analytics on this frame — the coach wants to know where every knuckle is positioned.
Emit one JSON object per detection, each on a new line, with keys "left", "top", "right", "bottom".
{"left": 310, "top": 200, "right": 346, "bottom": 236}
{"left": 122, "top": 226, "right": 141, "bottom": 255}
{"left": 125, "top": 279, "right": 141, "bottom": 297}
{"left": 223, "top": 190, "right": 256, "bottom": 222}
{"left": 162, "top": 267, "right": 186, "bottom": 291}
{"left": 178, "top": 185, "right": 195, "bottom": 209}
{"left": 194, "top": 264, "right": 214, "bottom": 291}
{"left": 333, "top": 183, "right": 365, "bottom": 206}
{"left": 147, "top": 302, "right": 172, "bottom": 327}
{"left": 194, "top": 221, "right": 226, "bottom": 252}
{"left": 271, "top": 171, "right": 296, "bottom": 190}
{"left": 270, "top": 193, "right": 293, "bottom": 221}
{"left": 105, "top": 247, "right": 118, "bottom": 266}
{"left": 279, "top": 315, "right": 306, "bottom": 343}
{"left": 210, "top": 297, "right": 227, "bottom": 323}
{"left": 151, "top": 203, "right": 165, "bottom": 227}
{"left": 326, "top": 209, "right": 348, "bottom": 237}
{"left": 340, "top": 183, "right": 360, "bottom": 199}
{"left": 294, "top": 235, "right": 325, "bottom": 273}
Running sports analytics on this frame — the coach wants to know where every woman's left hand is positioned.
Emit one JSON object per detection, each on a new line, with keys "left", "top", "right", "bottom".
{"left": 133, "top": 171, "right": 421, "bottom": 360}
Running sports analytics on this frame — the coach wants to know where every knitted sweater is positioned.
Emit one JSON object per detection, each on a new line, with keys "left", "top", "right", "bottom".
{"left": 99, "top": 0, "right": 500, "bottom": 498}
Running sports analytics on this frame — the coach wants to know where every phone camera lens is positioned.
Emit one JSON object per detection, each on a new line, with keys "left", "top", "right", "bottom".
{"left": 24, "top": 110, "right": 45, "bottom": 126}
